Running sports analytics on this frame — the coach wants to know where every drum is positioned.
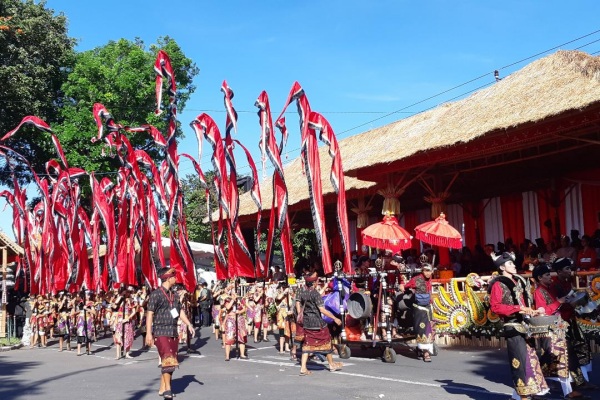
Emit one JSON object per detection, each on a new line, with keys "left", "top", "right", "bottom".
{"left": 396, "top": 292, "right": 415, "bottom": 311}
{"left": 526, "top": 315, "right": 558, "bottom": 337}
{"left": 347, "top": 292, "right": 372, "bottom": 319}
{"left": 567, "top": 291, "right": 590, "bottom": 308}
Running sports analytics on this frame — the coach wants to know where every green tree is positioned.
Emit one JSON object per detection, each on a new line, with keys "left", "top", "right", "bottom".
{"left": 258, "top": 227, "right": 317, "bottom": 266}
{"left": 180, "top": 171, "right": 217, "bottom": 243}
{"left": 0, "top": 0, "right": 76, "bottom": 185}
{"left": 292, "top": 228, "right": 317, "bottom": 260}
{"left": 58, "top": 37, "right": 199, "bottom": 174}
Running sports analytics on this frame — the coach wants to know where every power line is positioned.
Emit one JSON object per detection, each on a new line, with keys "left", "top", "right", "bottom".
{"left": 4, "top": 30, "right": 600, "bottom": 183}
{"left": 191, "top": 32, "right": 600, "bottom": 177}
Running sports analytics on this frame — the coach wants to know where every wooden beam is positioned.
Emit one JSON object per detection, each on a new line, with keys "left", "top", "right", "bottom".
{"left": 551, "top": 133, "right": 600, "bottom": 145}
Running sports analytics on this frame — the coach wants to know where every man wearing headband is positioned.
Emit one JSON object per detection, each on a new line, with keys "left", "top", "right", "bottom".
{"left": 399, "top": 259, "right": 435, "bottom": 362}
{"left": 489, "top": 252, "right": 549, "bottom": 400}
{"left": 146, "top": 267, "right": 195, "bottom": 399}
{"left": 532, "top": 264, "right": 588, "bottom": 399}
{"left": 296, "top": 272, "right": 343, "bottom": 376}
{"left": 551, "top": 258, "right": 597, "bottom": 392}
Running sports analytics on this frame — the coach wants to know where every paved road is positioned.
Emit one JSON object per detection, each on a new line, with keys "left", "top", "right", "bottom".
{"left": 1, "top": 330, "right": 598, "bottom": 400}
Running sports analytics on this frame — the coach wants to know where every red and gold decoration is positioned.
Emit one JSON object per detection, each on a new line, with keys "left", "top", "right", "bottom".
{"left": 361, "top": 214, "right": 413, "bottom": 252}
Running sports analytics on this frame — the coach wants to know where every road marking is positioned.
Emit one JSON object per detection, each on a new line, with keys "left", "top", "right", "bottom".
{"left": 239, "top": 357, "right": 511, "bottom": 397}
{"left": 327, "top": 371, "right": 512, "bottom": 397}
{"left": 247, "top": 346, "right": 278, "bottom": 351}
{"left": 259, "top": 355, "right": 356, "bottom": 366}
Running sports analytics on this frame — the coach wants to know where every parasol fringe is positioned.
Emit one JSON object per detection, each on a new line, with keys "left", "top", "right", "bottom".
{"left": 414, "top": 232, "right": 462, "bottom": 249}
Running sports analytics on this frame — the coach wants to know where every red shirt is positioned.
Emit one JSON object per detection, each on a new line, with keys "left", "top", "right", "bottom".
{"left": 551, "top": 276, "right": 574, "bottom": 320}
{"left": 404, "top": 274, "right": 432, "bottom": 294}
{"left": 489, "top": 278, "right": 521, "bottom": 318}
{"left": 533, "top": 284, "right": 561, "bottom": 316}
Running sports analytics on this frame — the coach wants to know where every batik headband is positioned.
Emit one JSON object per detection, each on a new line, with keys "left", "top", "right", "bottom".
{"left": 160, "top": 268, "right": 176, "bottom": 279}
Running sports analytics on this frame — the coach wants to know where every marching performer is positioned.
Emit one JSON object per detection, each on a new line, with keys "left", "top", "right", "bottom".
{"left": 399, "top": 257, "right": 435, "bottom": 362}
{"left": 532, "top": 264, "right": 586, "bottom": 399}
{"left": 550, "top": 258, "right": 597, "bottom": 392}
{"left": 488, "top": 252, "right": 549, "bottom": 400}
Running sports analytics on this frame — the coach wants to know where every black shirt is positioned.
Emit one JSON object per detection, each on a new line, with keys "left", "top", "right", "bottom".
{"left": 298, "top": 287, "right": 325, "bottom": 330}
{"left": 147, "top": 286, "right": 181, "bottom": 337}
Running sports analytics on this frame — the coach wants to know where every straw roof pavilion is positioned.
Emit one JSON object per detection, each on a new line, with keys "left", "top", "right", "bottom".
{"left": 233, "top": 50, "right": 600, "bottom": 225}
{"left": 342, "top": 50, "right": 600, "bottom": 181}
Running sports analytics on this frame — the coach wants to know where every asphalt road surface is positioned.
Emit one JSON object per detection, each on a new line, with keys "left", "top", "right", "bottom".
{"left": 1, "top": 329, "right": 598, "bottom": 400}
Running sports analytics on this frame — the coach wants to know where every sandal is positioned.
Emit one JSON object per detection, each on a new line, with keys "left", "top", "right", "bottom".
{"left": 299, "top": 370, "right": 312, "bottom": 376}
{"left": 422, "top": 350, "right": 432, "bottom": 362}
{"left": 239, "top": 355, "right": 248, "bottom": 360}
{"left": 329, "top": 362, "right": 343, "bottom": 372}
{"left": 161, "top": 390, "right": 174, "bottom": 399}
{"left": 158, "top": 391, "right": 176, "bottom": 397}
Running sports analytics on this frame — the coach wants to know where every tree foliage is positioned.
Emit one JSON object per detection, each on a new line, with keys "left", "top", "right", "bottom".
{"left": 180, "top": 172, "right": 217, "bottom": 243}
{"left": 57, "top": 37, "right": 199, "bottom": 174}
{"left": 0, "top": 0, "right": 76, "bottom": 185}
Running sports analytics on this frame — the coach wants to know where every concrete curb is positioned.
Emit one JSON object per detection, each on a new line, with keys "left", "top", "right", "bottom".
{"left": 0, "top": 343, "right": 23, "bottom": 352}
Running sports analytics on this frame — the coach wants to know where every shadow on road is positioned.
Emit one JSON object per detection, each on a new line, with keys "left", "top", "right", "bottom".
{"left": 436, "top": 379, "right": 509, "bottom": 399}
{"left": 172, "top": 374, "right": 204, "bottom": 393}
{"left": 0, "top": 358, "right": 117, "bottom": 400}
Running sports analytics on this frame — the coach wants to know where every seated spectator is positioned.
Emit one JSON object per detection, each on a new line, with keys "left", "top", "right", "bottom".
{"left": 577, "top": 234, "right": 597, "bottom": 270}
{"left": 556, "top": 235, "right": 577, "bottom": 260}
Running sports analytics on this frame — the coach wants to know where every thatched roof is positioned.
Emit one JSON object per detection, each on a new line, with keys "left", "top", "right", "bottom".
{"left": 0, "top": 230, "right": 23, "bottom": 256}
{"left": 341, "top": 50, "right": 600, "bottom": 176}
{"left": 234, "top": 147, "right": 377, "bottom": 218}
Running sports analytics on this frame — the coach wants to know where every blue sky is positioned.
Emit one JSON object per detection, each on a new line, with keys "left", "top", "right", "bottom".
{"left": 2, "top": 0, "right": 600, "bottom": 238}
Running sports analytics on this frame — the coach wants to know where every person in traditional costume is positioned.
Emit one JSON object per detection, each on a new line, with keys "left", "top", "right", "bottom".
{"left": 399, "top": 259, "right": 435, "bottom": 362}
{"left": 275, "top": 283, "right": 292, "bottom": 354}
{"left": 550, "top": 258, "right": 598, "bottom": 392}
{"left": 111, "top": 288, "right": 135, "bottom": 359}
{"left": 285, "top": 286, "right": 298, "bottom": 360}
{"left": 56, "top": 292, "right": 72, "bottom": 352}
{"left": 146, "top": 267, "right": 195, "bottom": 400}
{"left": 47, "top": 298, "right": 56, "bottom": 340}
{"left": 29, "top": 309, "right": 39, "bottom": 349}
{"left": 244, "top": 287, "right": 256, "bottom": 339}
{"left": 75, "top": 294, "right": 96, "bottom": 356}
{"left": 296, "top": 273, "right": 343, "bottom": 376}
{"left": 253, "top": 285, "right": 266, "bottom": 343}
{"left": 222, "top": 293, "right": 248, "bottom": 361}
{"left": 532, "top": 264, "right": 588, "bottom": 399}
{"left": 37, "top": 305, "right": 49, "bottom": 348}
{"left": 211, "top": 285, "right": 224, "bottom": 341}
{"left": 488, "top": 252, "right": 549, "bottom": 400}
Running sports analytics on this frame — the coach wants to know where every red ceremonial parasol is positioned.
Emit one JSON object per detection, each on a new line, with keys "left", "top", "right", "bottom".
{"left": 414, "top": 213, "right": 462, "bottom": 249}
{"left": 361, "top": 215, "right": 413, "bottom": 252}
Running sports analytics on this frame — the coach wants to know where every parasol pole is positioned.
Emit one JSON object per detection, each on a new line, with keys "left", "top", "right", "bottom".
{"left": 285, "top": 284, "right": 293, "bottom": 355}
{"left": 1, "top": 247, "right": 7, "bottom": 339}
{"left": 371, "top": 258, "right": 384, "bottom": 347}
{"left": 234, "top": 278, "right": 239, "bottom": 358}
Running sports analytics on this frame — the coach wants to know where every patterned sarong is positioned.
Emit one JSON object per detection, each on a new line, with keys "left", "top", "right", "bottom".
{"left": 155, "top": 336, "right": 179, "bottom": 374}
{"left": 301, "top": 326, "right": 333, "bottom": 354}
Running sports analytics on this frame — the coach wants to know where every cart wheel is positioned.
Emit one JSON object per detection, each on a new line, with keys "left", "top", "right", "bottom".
{"left": 432, "top": 342, "right": 439, "bottom": 356}
{"left": 338, "top": 344, "right": 351, "bottom": 359}
{"left": 382, "top": 347, "right": 397, "bottom": 363}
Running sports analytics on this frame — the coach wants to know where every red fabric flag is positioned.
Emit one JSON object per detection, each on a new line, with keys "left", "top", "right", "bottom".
{"left": 308, "top": 112, "right": 352, "bottom": 274}
{"left": 277, "top": 83, "right": 332, "bottom": 274}
{"left": 256, "top": 92, "right": 294, "bottom": 275}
